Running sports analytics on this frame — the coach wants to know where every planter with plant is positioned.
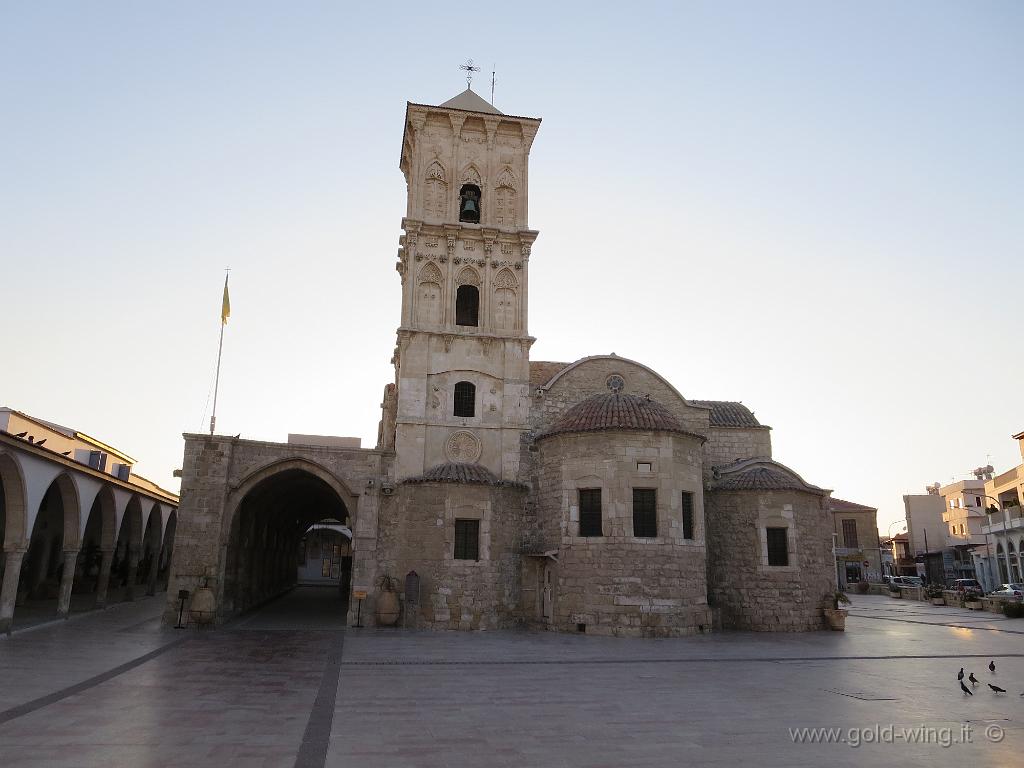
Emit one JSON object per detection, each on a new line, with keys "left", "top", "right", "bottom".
{"left": 925, "top": 585, "right": 945, "bottom": 605}
{"left": 964, "top": 592, "right": 982, "bottom": 610}
{"left": 824, "top": 591, "right": 852, "bottom": 631}
{"left": 888, "top": 584, "right": 901, "bottom": 598}
{"left": 375, "top": 574, "right": 401, "bottom": 626}
{"left": 856, "top": 580, "right": 870, "bottom": 594}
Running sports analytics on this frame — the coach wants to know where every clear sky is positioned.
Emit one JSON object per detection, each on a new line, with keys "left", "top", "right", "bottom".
{"left": 2, "top": 1, "right": 1021, "bottom": 536}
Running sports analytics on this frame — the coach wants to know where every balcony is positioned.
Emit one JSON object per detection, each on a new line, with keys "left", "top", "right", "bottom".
{"left": 982, "top": 507, "right": 1024, "bottom": 535}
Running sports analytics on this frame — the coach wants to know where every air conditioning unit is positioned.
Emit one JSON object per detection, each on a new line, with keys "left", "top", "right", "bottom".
{"left": 88, "top": 451, "right": 108, "bottom": 471}
{"left": 115, "top": 463, "right": 131, "bottom": 482}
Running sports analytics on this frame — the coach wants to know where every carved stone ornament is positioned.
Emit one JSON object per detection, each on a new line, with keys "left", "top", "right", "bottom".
{"left": 453, "top": 257, "right": 463, "bottom": 266}
{"left": 446, "top": 234, "right": 457, "bottom": 253}
{"left": 500, "top": 243, "right": 513, "bottom": 255}
{"left": 606, "top": 374, "right": 626, "bottom": 393}
{"left": 521, "top": 244, "right": 532, "bottom": 256}
{"left": 445, "top": 430, "right": 482, "bottom": 463}
{"left": 514, "top": 262, "right": 522, "bottom": 270}
{"left": 493, "top": 269, "right": 518, "bottom": 288}
{"left": 443, "top": 334, "right": 455, "bottom": 352}
{"left": 483, "top": 239, "right": 494, "bottom": 254}
{"left": 426, "top": 238, "right": 439, "bottom": 248}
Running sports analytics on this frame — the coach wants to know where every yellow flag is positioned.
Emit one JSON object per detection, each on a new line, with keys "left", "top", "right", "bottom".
{"left": 221, "top": 276, "right": 231, "bottom": 325}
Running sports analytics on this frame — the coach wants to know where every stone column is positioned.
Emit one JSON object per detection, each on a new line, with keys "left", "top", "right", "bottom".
{"left": 94, "top": 550, "right": 114, "bottom": 608}
{"left": 125, "top": 547, "right": 140, "bottom": 602}
{"left": 145, "top": 549, "right": 161, "bottom": 597}
{"left": 57, "top": 549, "right": 80, "bottom": 618}
{"left": 0, "top": 549, "right": 26, "bottom": 635}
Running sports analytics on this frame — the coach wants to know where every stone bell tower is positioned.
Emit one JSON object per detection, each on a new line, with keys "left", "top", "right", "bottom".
{"left": 380, "top": 87, "right": 541, "bottom": 482}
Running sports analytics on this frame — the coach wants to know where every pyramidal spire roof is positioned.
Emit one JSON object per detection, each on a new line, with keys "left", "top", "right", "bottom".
{"left": 439, "top": 88, "right": 502, "bottom": 115}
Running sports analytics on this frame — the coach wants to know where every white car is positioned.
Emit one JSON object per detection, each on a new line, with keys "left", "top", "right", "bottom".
{"left": 989, "top": 583, "right": 1024, "bottom": 601}
{"left": 889, "top": 576, "right": 924, "bottom": 587}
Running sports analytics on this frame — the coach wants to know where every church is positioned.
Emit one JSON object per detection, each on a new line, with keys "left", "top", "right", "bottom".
{"left": 167, "top": 86, "right": 837, "bottom": 636}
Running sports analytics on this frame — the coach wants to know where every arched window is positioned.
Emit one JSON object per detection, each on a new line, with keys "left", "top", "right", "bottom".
{"left": 459, "top": 184, "right": 481, "bottom": 223}
{"left": 453, "top": 381, "right": 476, "bottom": 417}
{"left": 455, "top": 285, "right": 479, "bottom": 327}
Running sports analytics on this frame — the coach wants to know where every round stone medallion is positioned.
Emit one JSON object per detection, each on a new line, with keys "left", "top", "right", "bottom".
{"left": 606, "top": 374, "right": 626, "bottom": 393}
{"left": 445, "top": 430, "right": 482, "bottom": 463}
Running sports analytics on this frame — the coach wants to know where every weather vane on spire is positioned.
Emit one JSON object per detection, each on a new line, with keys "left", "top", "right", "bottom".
{"left": 459, "top": 59, "right": 480, "bottom": 88}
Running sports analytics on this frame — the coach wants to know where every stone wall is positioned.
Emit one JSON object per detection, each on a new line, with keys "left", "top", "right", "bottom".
{"left": 164, "top": 434, "right": 387, "bottom": 625}
{"left": 374, "top": 480, "right": 529, "bottom": 630}
{"left": 705, "top": 488, "right": 834, "bottom": 631}
{"left": 703, "top": 426, "right": 773, "bottom": 473}
{"left": 534, "top": 430, "right": 711, "bottom": 636}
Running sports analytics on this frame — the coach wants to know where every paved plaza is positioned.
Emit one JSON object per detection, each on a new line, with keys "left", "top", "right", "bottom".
{"left": 0, "top": 589, "right": 1022, "bottom": 767}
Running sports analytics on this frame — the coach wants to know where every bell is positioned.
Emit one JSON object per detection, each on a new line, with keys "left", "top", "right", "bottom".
{"left": 460, "top": 196, "right": 479, "bottom": 223}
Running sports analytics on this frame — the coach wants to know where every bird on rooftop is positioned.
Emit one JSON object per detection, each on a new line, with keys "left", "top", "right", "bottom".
{"left": 989, "top": 660, "right": 996, "bottom": 673}
{"left": 61, "top": 450, "right": 71, "bottom": 456}
{"left": 988, "top": 684, "right": 1006, "bottom": 693}
{"left": 969, "top": 673, "right": 980, "bottom": 685}
{"left": 15, "top": 431, "right": 27, "bottom": 438}
{"left": 960, "top": 680, "right": 973, "bottom": 696}
{"left": 27, "top": 436, "right": 34, "bottom": 443}
{"left": 36, "top": 438, "right": 46, "bottom": 447}
{"left": 958, "top": 668, "right": 964, "bottom": 681}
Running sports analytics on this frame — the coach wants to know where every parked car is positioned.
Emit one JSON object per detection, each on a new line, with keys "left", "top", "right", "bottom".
{"left": 890, "top": 576, "right": 924, "bottom": 587}
{"left": 989, "top": 583, "right": 1024, "bottom": 601}
{"left": 950, "top": 578, "right": 984, "bottom": 597}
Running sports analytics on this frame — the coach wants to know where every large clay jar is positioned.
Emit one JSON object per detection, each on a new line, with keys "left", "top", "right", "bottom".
{"left": 189, "top": 586, "right": 217, "bottom": 625}
{"left": 375, "top": 589, "right": 400, "bottom": 626}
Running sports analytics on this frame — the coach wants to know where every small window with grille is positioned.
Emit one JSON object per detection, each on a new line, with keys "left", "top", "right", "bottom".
{"left": 578, "top": 489, "right": 602, "bottom": 537}
{"left": 632, "top": 488, "right": 657, "bottom": 538}
{"left": 766, "top": 527, "right": 789, "bottom": 566}
{"left": 453, "top": 381, "right": 476, "bottom": 417}
{"left": 681, "top": 491, "right": 695, "bottom": 540}
{"left": 454, "top": 519, "right": 480, "bottom": 560}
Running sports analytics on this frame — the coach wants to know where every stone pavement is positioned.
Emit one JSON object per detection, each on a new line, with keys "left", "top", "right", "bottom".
{"left": 0, "top": 589, "right": 1021, "bottom": 767}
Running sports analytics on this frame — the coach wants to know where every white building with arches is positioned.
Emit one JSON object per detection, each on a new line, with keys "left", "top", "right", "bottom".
{"left": 0, "top": 408, "right": 178, "bottom": 633}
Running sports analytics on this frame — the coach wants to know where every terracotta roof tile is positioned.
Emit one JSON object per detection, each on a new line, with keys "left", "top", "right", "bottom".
{"left": 829, "top": 497, "right": 877, "bottom": 512}
{"left": 539, "top": 393, "right": 704, "bottom": 441}
{"left": 403, "top": 462, "right": 525, "bottom": 488}
{"left": 529, "top": 361, "right": 569, "bottom": 390}
{"left": 714, "top": 467, "right": 823, "bottom": 493}
{"left": 689, "top": 400, "right": 761, "bottom": 427}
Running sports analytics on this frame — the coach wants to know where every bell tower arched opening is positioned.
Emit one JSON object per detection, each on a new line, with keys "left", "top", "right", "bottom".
{"left": 459, "top": 183, "right": 481, "bottom": 223}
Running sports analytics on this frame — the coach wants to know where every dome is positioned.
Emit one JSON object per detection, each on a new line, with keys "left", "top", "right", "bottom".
{"left": 538, "top": 393, "right": 704, "bottom": 441}
{"left": 403, "top": 462, "right": 505, "bottom": 486}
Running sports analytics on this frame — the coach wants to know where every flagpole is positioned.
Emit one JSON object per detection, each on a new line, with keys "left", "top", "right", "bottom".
{"left": 210, "top": 270, "right": 230, "bottom": 435}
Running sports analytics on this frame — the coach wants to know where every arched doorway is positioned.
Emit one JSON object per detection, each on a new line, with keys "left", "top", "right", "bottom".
{"left": 222, "top": 467, "right": 351, "bottom": 618}
{"left": 110, "top": 497, "right": 143, "bottom": 603}
{"left": 298, "top": 521, "right": 353, "bottom": 594}
{"left": 139, "top": 504, "right": 162, "bottom": 596}
{"left": 18, "top": 474, "right": 79, "bottom": 621}
{"left": 78, "top": 486, "right": 115, "bottom": 607}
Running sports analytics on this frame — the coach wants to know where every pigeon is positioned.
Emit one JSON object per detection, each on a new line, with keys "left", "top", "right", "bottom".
{"left": 989, "top": 661, "right": 996, "bottom": 673}
{"left": 969, "top": 673, "right": 980, "bottom": 685}
{"left": 61, "top": 450, "right": 71, "bottom": 456}
{"left": 15, "top": 431, "right": 27, "bottom": 438}
{"left": 960, "top": 680, "right": 973, "bottom": 695}
{"left": 35, "top": 439, "right": 46, "bottom": 447}
{"left": 988, "top": 684, "right": 1006, "bottom": 693}
{"left": 958, "top": 667, "right": 964, "bottom": 681}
